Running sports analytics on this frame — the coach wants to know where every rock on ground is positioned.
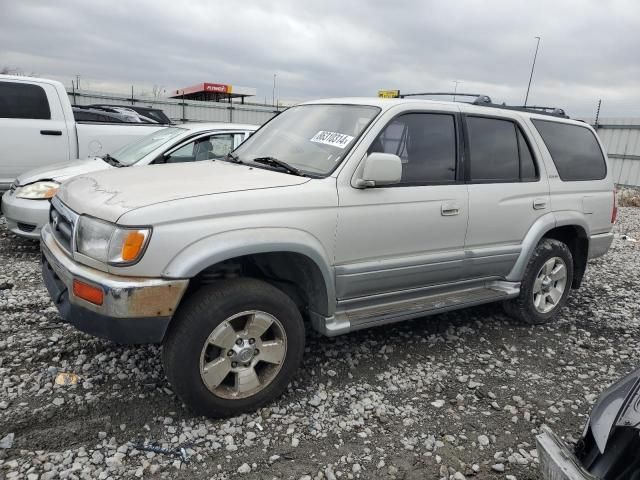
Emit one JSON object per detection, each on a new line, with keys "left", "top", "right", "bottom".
{"left": 0, "top": 208, "right": 639, "bottom": 479}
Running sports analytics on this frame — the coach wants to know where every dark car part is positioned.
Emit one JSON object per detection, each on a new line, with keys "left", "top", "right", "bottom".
{"left": 575, "top": 369, "right": 640, "bottom": 480}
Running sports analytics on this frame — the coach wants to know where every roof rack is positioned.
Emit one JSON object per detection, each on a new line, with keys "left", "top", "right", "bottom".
{"left": 399, "top": 92, "right": 492, "bottom": 105}
{"left": 397, "top": 92, "right": 569, "bottom": 118}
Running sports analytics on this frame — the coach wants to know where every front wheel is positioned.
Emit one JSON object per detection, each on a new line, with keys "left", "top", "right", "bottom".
{"left": 163, "top": 278, "right": 305, "bottom": 417}
{"left": 504, "top": 238, "right": 574, "bottom": 325}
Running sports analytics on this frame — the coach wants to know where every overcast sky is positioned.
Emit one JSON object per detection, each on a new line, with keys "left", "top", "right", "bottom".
{"left": 1, "top": 0, "right": 639, "bottom": 117}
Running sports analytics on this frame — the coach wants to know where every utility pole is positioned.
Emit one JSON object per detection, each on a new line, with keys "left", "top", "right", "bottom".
{"left": 272, "top": 74, "right": 277, "bottom": 109}
{"left": 524, "top": 36, "right": 541, "bottom": 107}
{"left": 594, "top": 99, "right": 602, "bottom": 130}
{"left": 453, "top": 80, "right": 460, "bottom": 102}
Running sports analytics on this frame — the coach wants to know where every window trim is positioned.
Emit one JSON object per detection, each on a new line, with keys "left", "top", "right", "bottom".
{"left": 364, "top": 110, "right": 464, "bottom": 188}
{"left": 462, "top": 113, "right": 541, "bottom": 184}
{"left": 531, "top": 118, "right": 607, "bottom": 182}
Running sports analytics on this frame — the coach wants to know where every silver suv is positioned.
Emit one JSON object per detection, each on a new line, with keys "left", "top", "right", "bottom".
{"left": 40, "top": 96, "right": 616, "bottom": 417}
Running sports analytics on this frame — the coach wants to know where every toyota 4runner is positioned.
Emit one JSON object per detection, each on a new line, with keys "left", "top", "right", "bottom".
{"left": 40, "top": 96, "right": 616, "bottom": 417}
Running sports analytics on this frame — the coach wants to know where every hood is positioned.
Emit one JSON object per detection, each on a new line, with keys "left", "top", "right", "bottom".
{"left": 588, "top": 368, "right": 640, "bottom": 453}
{"left": 16, "top": 158, "right": 111, "bottom": 186}
{"left": 56, "top": 161, "right": 310, "bottom": 223}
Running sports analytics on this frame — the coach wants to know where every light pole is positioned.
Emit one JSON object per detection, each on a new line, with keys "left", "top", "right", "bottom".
{"left": 453, "top": 80, "right": 460, "bottom": 102}
{"left": 524, "top": 36, "right": 541, "bottom": 107}
{"left": 272, "top": 74, "right": 277, "bottom": 108}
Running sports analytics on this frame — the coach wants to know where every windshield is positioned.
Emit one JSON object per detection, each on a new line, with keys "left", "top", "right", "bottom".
{"left": 230, "top": 104, "right": 380, "bottom": 176}
{"left": 109, "top": 127, "right": 186, "bottom": 165}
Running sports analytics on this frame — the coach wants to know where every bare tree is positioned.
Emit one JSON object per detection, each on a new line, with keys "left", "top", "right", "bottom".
{"left": 152, "top": 84, "right": 165, "bottom": 99}
{"left": 0, "top": 66, "right": 38, "bottom": 77}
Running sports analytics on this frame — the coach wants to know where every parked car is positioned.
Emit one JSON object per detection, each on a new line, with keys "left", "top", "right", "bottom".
{"left": 537, "top": 368, "right": 640, "bottom": 479}
{"left": 1, "top": 123, "right": 257, "bottom": 238}
{"left": 40, "top": 96, "right": 615, "bottom": 417}
{"left": 0, "top": 75, "right": 165, "bottom": 193}
{"left": 72, "top": 106, "right": 143, "bottom": 124}
{"left": 87, "top": 104, "right": 173, "bottom": 124}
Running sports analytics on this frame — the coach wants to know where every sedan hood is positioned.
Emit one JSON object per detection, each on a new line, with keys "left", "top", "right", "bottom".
{"left": 16, "top": 158, "right": 111, "bottom": 186}
{"left": 56, "top": 161, "right": 310, "bottom": 223}
{"left": 589, "top": 368, "right": 640, "bottom": 453}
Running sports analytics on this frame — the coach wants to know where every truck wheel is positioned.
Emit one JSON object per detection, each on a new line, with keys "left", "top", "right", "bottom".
{"left": 163, "top": 278, "right": 305, "bottom": 417}
{"left": 504, "top": 238, "right": 574, "bottom": 325}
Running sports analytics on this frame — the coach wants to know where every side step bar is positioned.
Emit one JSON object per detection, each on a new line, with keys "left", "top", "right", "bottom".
{"left": 311, "top": 281, "right": 520, "bottom": 336}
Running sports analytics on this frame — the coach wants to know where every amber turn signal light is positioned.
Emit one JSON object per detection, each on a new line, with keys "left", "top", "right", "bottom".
{"left": 73, "top": 279, "right": 104, "bottom": 306}
{"left": 121, "top": 231, "right": 146, "bottom": 262}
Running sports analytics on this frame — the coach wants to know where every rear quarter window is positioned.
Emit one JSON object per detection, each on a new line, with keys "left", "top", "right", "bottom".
{"left": 0, "top": 81, "right": 51, "bottom": 119}
{"left": 532, "top": 119, "right": 606, "bottom": 181}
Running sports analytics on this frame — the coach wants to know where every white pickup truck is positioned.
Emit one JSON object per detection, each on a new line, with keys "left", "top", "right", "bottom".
{"left": 0, "top": 75, "right": 165, "bottom": 192}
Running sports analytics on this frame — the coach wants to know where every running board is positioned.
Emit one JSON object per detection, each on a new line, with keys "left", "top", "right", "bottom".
{"left": 311, "top": 281, "right": 520, "bottom": 336}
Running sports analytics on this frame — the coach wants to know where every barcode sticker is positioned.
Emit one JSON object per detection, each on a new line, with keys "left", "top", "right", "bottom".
{"left": 310, "top": 131, "right": 354, "bottom": 149}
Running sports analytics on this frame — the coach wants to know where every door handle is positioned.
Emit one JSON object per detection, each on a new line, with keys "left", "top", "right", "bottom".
{"left": 40, "top": 130, "right": 62, "bottom": 136}
{"left": 533, "top": 198, "right": 548, "bottom": 210}
{"left": 441, "top": 202, "right": 460, "bottom": 216}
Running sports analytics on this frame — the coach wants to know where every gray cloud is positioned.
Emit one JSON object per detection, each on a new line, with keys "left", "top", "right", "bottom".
{"left": 1, "top": 0, "right": 639, "bottom": 117}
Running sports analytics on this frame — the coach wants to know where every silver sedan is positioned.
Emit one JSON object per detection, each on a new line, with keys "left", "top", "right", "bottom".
{"left": 1, "top": 122, "right": 257, "bottom": 239}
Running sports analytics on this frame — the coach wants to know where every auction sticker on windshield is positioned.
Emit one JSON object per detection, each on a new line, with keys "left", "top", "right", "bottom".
{"left": 310, "top": 131, "right": 354, "bottom": 149}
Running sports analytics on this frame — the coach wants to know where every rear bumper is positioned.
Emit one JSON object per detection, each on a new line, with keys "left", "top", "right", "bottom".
{"left": 536, "top": 426, "right": 595, "bottom": 480}
{"left": 41, "top": 224, "right": 188, "bottom": 344}
{"left": 588, "top": 232, "right": 614, "bottom": 259}
{"left": 1, "top": 190, "right": 49, "bottom": 239}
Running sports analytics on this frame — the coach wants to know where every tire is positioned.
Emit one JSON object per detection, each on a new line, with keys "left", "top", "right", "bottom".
{"left": 504, "top": 238, "right": 574, "bottom": 325}
{"left": 163, "top": 278, "right": 305, "bottom": 417}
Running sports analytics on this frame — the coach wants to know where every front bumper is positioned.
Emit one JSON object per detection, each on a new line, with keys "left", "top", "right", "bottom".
{"left": 536, "top": 426, "right": 596, "bottom": 480}
{"left": 41, "top": 224, "right": 188, "bottom": 344}
{"left": 1, "top": 190, "right": 49, "bottom": 239}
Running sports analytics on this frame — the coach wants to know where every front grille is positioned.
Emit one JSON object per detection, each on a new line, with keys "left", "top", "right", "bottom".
{"left": 17, "top": 222, "right": 36, "bottom": 233}
{"left": 50, "top": 197, "right": 77, "bottom": 254}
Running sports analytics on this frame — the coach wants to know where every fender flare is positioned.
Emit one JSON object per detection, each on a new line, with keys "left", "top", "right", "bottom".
{"left": 162, "top": 227, "right": 336, "bottom": 315}
{"left": 506, "top": 211, "right": 590, "bottom": 282}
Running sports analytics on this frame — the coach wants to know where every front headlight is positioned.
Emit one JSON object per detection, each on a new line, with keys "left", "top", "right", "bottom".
{"left": 15, "top": 181, "right": 60, "bottom": 199}
{"left": 76, "top": 216, "right": 151, "bottom": 265}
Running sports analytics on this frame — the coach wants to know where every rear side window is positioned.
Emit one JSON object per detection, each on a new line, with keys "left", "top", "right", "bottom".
{"left": 532, "top": 119, "right": 606, "bottom": 181}
{"left": 0, "top": 82, "right": 51, "bottom": 119}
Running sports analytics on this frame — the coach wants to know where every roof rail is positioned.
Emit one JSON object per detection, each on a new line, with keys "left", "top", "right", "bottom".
{"left": 397, "top": 92, "right": 569, "bottom": 118}
{"left": 399, "top": 92, "right": 492, "bottom": 105}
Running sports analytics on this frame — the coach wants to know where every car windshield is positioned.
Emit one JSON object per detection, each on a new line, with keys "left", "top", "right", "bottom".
{"left": 230, "top": 104, "right": 380, "bottom": 176}
{"left": 109, "top": 127, "right": 186, "bottom": 166}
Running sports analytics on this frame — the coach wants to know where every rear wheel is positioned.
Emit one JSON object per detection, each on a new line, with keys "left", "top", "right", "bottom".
{"left": 163, "top": 278, "right": 305, "bottom": 417}
{"left": 504, "top": 238, "right": 573, "bottom": 324}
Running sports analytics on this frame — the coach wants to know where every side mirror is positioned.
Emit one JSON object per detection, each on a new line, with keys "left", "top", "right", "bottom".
{"left": 355, "top": 152, "right": 402, "bottom": 188}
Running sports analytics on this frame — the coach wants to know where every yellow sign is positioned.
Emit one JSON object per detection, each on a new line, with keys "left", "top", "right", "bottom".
{"left": 378, "top": 90, "right": 400, "bottom": 98}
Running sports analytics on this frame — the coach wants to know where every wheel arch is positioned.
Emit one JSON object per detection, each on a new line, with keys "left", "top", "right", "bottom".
{"left": 162, "top": 228, "right": 335, "bottom": 316}
{"left": 507, "top": 212, "right": 590, "bottom": 288}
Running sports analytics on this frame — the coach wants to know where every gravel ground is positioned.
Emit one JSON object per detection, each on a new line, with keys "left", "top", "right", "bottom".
{"left": 0, "top": 208, "right": 639, "bottom": 480}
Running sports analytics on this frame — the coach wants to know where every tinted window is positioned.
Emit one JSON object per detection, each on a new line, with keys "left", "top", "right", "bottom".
{"left": 532, "top": 119, "right": 606, "bottom": 181}
{"left": 467, "top": 117, "right": 519, "bottom": 181}
{"left": 370, "top": 113, "right": 457, "bottom": 184}
{"left": 517, "top": 129, "right": 537, "bottom": 181}
{"left": 0, "top": 82, "right": 51, "bottom": 119}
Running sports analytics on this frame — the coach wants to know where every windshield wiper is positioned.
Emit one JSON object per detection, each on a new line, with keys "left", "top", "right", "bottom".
{"left": 252, "top": 157, "right": 305, "bottom": 176}
{"left": 224, "top": 152, "right": 242, "bottom": 164}
{"left": 102, "top": 154, "right": 124, "bottom": 168}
